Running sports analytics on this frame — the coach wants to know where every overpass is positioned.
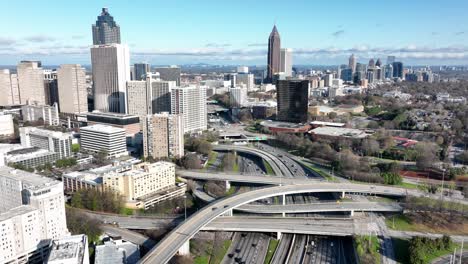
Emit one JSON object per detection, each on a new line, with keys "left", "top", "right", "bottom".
{"left": 213, "top": 145, "right": 292, "bottom": 177}
{"left": 139, "top": 183, "right": 408, "bottom": 264}
{"left": 178, "top": 170, "right": 323, "bottom": 185}
{"left": 236, "top": 202, "right": 402, "bottom": 214}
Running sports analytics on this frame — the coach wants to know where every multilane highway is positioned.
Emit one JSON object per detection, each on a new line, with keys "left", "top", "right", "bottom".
{"left": 138, "top": 183, "right": 408, "bottom": 264}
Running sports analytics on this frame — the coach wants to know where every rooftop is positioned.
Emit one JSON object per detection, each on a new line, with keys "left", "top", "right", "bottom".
{"left": 309, "top": 127, "right": 369, "bottom": 138}
{"left": 95, "top": 239, "right": 139, "bottom": 264}
{"left": 21, "top": 127, "right": 72, "bottom": 139}
{"left": 87, "top": 111, "right": 139, "bottom": 119}
{"left": 0, "top": 205, "right": 37, "bottom": 222}
{"left": 310, "top": 121, "right": 346, "bottom": 127}
{"left": 81, "top": 124, "right": 126, "bottom": 134}
{"left": 0, "top": 165, "right": 59, "bottom": 191}
{"left": 261, "top": 120, "right": 309, "bottom": 129}
{"left": 5, "top": 147, "right": 58, "bottom": 162}
{"left": 47, "top": 235, "right": 88, "bottom": 264}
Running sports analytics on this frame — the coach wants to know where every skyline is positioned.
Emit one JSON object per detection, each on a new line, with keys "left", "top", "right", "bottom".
{"left": 1, "top": 0, "right": 468, "bottom": 65}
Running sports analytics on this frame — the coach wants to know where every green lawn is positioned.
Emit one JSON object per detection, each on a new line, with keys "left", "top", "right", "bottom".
{"left": 191, "top": 239, "right": 213, "bottom": 264}
{"left": 120, "top": 207, "right": 134, "bottom": 216}
{"left": 226, "top": 186, "right": 238, "bottom": 196}
{"left": 210, "top": 240, "right": 232, "bottom": 264}
{"left": 385, "top": 214, "right": 415, "bottom": 231}
{"left": 262, "top": 160, "right": 275, "bottom": 175}
{"left": 397, "top": 181, "right": 420, "bottom": 189}
{"left": 392, "top": 237, "right": 462, "bottom": 264}
{"left": 355, "top": 236, "right": 380, "bottom": 264}
{"left": 233, "top": 160, "right": 239, "bottom": 172}
{"left": 264, "top": 239, "right": 279, "bottom": 264}
{"left": 194, "top": 256, "right": 210, "bottom": 264}
{"left": 204, "top": 151, "right": 219, "bottom": 170}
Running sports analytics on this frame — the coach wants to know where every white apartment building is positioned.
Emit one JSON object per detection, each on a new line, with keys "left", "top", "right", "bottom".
{"left": 126, "top": 73, "right": 176, "bottom": 117}
{"left": 237, "top": 66, "right": 249, "bottom": 74}
{"left": 103, "top": 162, "right": 175, "bottom": 201}
{"left": 17, "top": 61, "right": 46, "bottom": 105}
{"left": 236, "top": 73, "right": 255, "bottom": 91}
{"left": 20, "top": 127, "right": 72, "bottom": 159}
{"left": 57, "top": 64, "right": 88, "bottom": 114}
{"left": 80, "top": 124, "right": 127, "bottom": 158}
{"left": 280, "top": 48, "right": 293, "bottom": 77}
{"left": 91, "top": 44, "right": 130, "bottom": 113}
{"left": 21, "top": 101, "right": 60, "bottom": 126}
{"left": 229, "top": 87, "right": 247, "bottom": 108}
{"left": 0, "top": 114, "right": 14, "bottom": 138}
{"left": 171, "top": 86, "right": 207, "bottom": 134}
{"left": 0, "top": 166, "right": 69, "bottom": 263}
{"left": 143, "top": 113, "right": 184, "bottom": 160}
{"left": 0, "top": 69, "right": 20, "bottom": 106}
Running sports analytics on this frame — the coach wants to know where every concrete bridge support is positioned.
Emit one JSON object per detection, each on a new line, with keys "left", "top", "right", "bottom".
{"left": 225, "top": 180, "right": 231, "bottom": 190}
{"left": 341, "top": 191, "right": 345, "bottom": 199}
{"left": 178, "top": 240, "right": 190, "bottom": 255}
{"left": 282, "top": 194, "right": 286, "bottom": 217}
{"left": 276, "top": 232, "right": 282, "bottom": 240}
{"left": 350, "top": 210, "right": 354, "bottom": 217}
{"left": 222, "top": 209, "right": 233, "bottom": 217}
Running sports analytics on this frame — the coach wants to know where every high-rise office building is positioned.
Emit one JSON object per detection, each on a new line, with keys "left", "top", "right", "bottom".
{"left": 20, "top": 127, "right": 73, "bottom": 159}
{"left": 387, "top": 56, "right": 396, "bottom": 65}
{"left": 375, "top": 58, "right": 382, "bottom": 67}
{"left": 171, "top": 86, "right": 207, "bottom": 134}
{"left": 276, "top": 80, "right": 309, "bottom": 123}
{"left": 92, "top": 7, "right": 121, "bottom": 45}
{"left": 267, "top": 25, "right": 281, "bottom": 82}
{"left": 323, "top": 74, "right": 334, "bottom": 87}
{"left": 17, "top": 61, "right": 46, "bottom": 105}
{"left": 57, "top": 64, "right": 88, "bottom": 114}
{"left": 127, "top": 73, "right": 176, "bottom": 117}
{"left": 0, "top": 114, "right": 14, "bottom": 139}
{"left": 236, "top": 73, "right": 255, "bottom": 91}
{"left": 340, "top": 68, "right": 353, "bottom": 82}
{"left": 348, "top": 54, "right": 357, "bottom": 73}
{"left": 229, "top": 87, "right": 247, "bottom": 107}
{"left": 392, "top": 62, "right": 404, "bottom": 78}
{"left": 280, "top": 48, "right": 293, "bottom": 77}
{"left": 80, "top": 124, "right": 127, "bottom": 158}
{"left": 43, "top": 70, "right": 59, "bottom": 107}
{"left": 0, "top": 69, "right": 20, "bottom": 106}
{"left": 134, "top": 62, "right": 150, "bottom": 81}
{"left": 154, "top": 66, "right": 181, "bottom": 86}
{"left": 91, "top": 44, "right": 130, "bottom": 113}
{"left": 368, "top": 59, "right": 375, "bottom": 68}
{"left": 143, "top": 113, "right": 184, "bottom": 160}
{"left": 0, "top": 166, "right": 69, "bottom": 263}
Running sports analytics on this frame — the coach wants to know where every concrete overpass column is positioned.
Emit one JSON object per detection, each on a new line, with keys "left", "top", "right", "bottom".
{"left": 282, "top": 194, "right": 286, "bottom": 205}
{"left": 178, "top": 240, "right": 190, "bottom": 255}
{"left": 276, "top": 232, "right": 282, "bottom": 240}
{"left": 225, "top": 180, "right": 231, "bottom": 190}
{"left": 350, "top": 210, "right": 354, "bottom": 217}
{"left": 341, "top": 191, "right": 345, "bottom": 199}
{"left": 222, "top": 209, "right": 233, "bottom": 217}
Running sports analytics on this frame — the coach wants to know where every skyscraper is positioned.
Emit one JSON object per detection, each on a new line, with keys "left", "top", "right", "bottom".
{"left": 57, "top": 64, "right": 88, "bottom": 114}
{"left": 17, "top": 61, "right": 46, "bottom": 105}
{"left": 280, "top": 48, "right": 293, "bottom": 77}
{"left": 92, "top": 8, "right": 121, "bottom": 45}
{"left": 276, "top": 80, "right": 309, "bottom": 123}
{"left": 375, "top": 58, "right": 382, "bottom": 67}
{"left": 387, "top": 56, "right": 396, "bottom": 65}
{"left": 143, "top": 113, "right": 184, "bottom": 160}
{"left": 154, "top": 66, "right": 181, "bottom": 86}
{"left": 134, "top": 62, "right": 150, "bottom": 81}
{"left": 171, "top": 86, "right": 207, "bottom": 134}
{"left": 392, "top": 62, "right": 404, "bottom": 78}
{"left": 0, "top": 69, "right": 20, "bottom": 106}
{"left": 348, "top": 54, "right": 357, "bottom": 73}
{"left": 267, "top": 25, "right": 281, "bottom": 82}
{"left": 368, "top": 58, "right": 375, "bottom": 68}
{"left": 91, "top": 44, "right": 130, "bottom": 113}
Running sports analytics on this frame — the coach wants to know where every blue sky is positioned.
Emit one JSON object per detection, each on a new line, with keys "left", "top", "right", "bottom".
{"left": 1, "top": 0, "right": 468, "bottom": 65}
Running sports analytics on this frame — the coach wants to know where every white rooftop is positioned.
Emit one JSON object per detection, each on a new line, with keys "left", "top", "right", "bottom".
{"left": 81, "top": 124, "right": 125, "bottom": 134}
{"left": 47, "top": 234, "right": 88, "bottom": 264}
{"left": 309, "top": 126, "right": 368, "bottom": 138}
{"left": 0, "top": 165, "right": 60, "bottom": 191}
{"left": 0, "top": 205, "right": 37, "bottom": 222}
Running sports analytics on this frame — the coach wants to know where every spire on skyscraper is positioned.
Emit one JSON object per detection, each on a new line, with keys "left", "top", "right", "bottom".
{"left": 92, "top": 7, "right": 121, "bottom": 45}
{"left": 267, "top": 25, "right": 281, "bottom": 83}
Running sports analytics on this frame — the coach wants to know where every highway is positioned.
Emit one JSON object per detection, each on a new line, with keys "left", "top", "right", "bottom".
{"left": 139, "top": 183, "right": 410, "bottom": 264}
{"left": 236, "top": 201, "right": 402, "bottom": 214}
{"left": 221, "top": 232, "right": 269, "bottom": 264}
{"left": 100, "top": 225, "right": 156, "bottom": 249}
{"left": 202, "top": 217, "right": 358, "bottom": 236}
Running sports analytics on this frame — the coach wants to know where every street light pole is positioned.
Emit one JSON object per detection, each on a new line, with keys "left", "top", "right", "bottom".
{"left": 441, "top": 168, "right": 446, "bottom": 202}
{"left": 183, "top": 195, "right": 187, "bottom": 221}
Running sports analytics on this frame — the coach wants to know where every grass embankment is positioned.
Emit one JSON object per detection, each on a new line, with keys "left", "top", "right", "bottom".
{"left": 298, "top": 160, "right": 338, "bottom": 182}
{"left": 191, "top": 239, "right": 213, "bottom": 264}
{"left": 210, "top": 240, "right": 231, "bottom": 264}
{"left": 263, "top": 239, "right": 279, "bottom": 264}
{"left": 386, "top": 214, "right": 468, "bottom": 235}
{"left": 262, "top": 159, "right": 275, "bottom": 175}
{"left": 226, "top": 186, "right": 238, "bottom": 196}
{"left": 397, "top": 181, "right": 420, "bottom": 189}
{"left": 355, "top": 236, "right": 380, "bottom": 264}
{"left": 204, "top": 151, "right": 219, "bottom": 170}
{"left": 120, "top": 207, "right": 134, "bottom": 216}
{"left": 233, "top": 159, "right": 239, "bottom": 172}
{"left": 392, "top": 237, "right": 462, "bottom": 264}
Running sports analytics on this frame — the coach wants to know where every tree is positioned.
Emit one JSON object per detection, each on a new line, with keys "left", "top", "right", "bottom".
{"left": 66, "top": 208, "right": 102, "bottom": 243}
{"left": 196, "top": 140, "right": 212, "bottom": 155}
{"left": 381, "top": 172, "right": 402, "bottom": 185}
{"left": 72, "top": 144, "right": 80, "bottom": 153}
{"left": 238, "top": 109, "right": 253, "bottom": 122}
{"left": 455, "top": 151, "right": 468, "bottom": 165}
{"left": 415, "top": 143, "right": 439, "bottom": 170}
{"left": 95, "top": 149, "right": 108, "bottom": 165}
{"left": 221, "top": 152, "right": 237, "bottom": 171}
{"left": 328, "top": 112, "right": 338, "bottom": 120}
{"left": 181, "top": 153, "right": 201, "bottom": 169}
{"left": 361, "top": 139, "right": 380, "bottom": 156}
{"left": 205, "top": 181, "right": 226, "bottom": 197}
